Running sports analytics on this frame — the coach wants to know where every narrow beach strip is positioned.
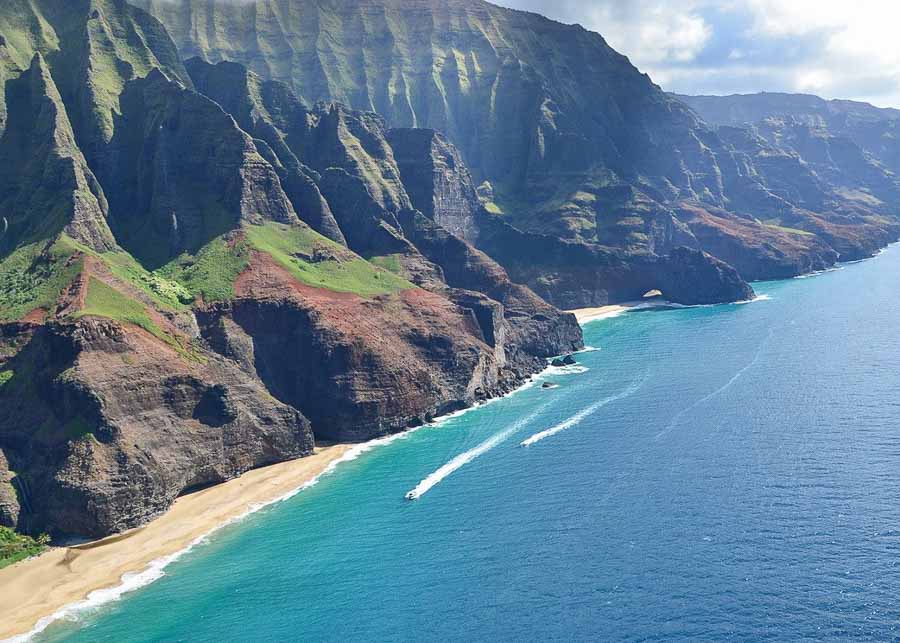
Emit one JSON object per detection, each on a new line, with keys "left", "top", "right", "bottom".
{"left": 0, "top": 444, "right": 353, "bottom": 642}
{"left": 567, "top": 301, "right": 647, "bottom": 325}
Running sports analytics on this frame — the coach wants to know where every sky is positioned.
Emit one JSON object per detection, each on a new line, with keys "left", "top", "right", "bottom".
{"left": 494, "top": 0, "right": 900, "bottom": 108}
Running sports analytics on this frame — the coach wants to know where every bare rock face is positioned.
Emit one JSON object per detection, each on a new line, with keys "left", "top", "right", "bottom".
{"left": 0, "top": 450, "right": 19, "bottom": 528}
{"left": 388, "top": 129, "right": 481, "bottom": 242}
{"left": 395, "top": 208, "right": 582, "bottom": 358}
{"left": 0, "top": 54, "right": 115, "bottom": 255}
{"left": 196, "top": 250, "right": 577, "bottom": 443}
{"left": 477, "top": 214, "right": 754, "bottom": 309}
{"left": 185, "top": 57, "right": 582, "bottom": 352}
{"left": 674, "top": 202, "right": 840, "bottom": 281}
{"left": 0, "top": 318, "right": 314, "bottom": 537}
{"left": 101, "top": 70, "right": 299, "bottom": 267}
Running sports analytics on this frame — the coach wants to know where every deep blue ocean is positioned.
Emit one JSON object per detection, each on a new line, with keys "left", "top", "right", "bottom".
{"left": 37, "top": 245, "right": 900, "bottom": 641}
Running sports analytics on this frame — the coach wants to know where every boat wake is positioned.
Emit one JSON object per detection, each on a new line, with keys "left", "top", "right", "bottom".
{"left": 13, "top": 368, "right": 555, "bottom": 641}
{"left": 405, "top": 402, "right": 552, "bottom": 500}
{"left": 520, "top": 373, "right": 648, "bottom": 447}
{"left": 655, "top": 327, "right": 773, "bottom": 441}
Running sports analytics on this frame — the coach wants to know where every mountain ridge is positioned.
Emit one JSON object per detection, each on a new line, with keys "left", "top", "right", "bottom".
{"left": 134, "top": 0, "right": 900, "bottom": 297}
{"left": 0, "top": 0, "right": 582, "bottom": 539}
{"left": 0, "top": 0, "right": 898, "bottom": 541}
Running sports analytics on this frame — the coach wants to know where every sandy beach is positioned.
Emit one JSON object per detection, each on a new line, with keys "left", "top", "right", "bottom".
{"left": 0, "top": 444, "right": 353, "bottom": 641}
{"left": 568, "top": 302, "right": 646, "bottom": 324}
{"left": 0, "top": 304, "right": 641, "bottom": 641}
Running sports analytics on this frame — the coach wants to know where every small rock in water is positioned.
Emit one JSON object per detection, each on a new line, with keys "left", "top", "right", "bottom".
{"left": 562, "top": 355, "right": 577, "bottom": 366}
{"left": 551, "top": 358, "right": 566, "bottom": 367}
{"left": 542, "top": 382, "right": 555, "bottom": 389}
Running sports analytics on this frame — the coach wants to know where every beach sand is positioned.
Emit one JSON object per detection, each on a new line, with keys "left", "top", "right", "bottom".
{"left": 0, "top": 300, "right": 646, "bottom": 640}
{"left": 0, "top": 444, "right": 353, "bottom": 641}
{"left": 568, "top": 302, "right": 645, "bottom": 324}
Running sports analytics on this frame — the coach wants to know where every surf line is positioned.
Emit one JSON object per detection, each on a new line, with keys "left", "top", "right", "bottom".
{"left": 405, "top": 402, "right": 553, "bottom": 500}
{"left": 520, "top": 372, "right": 649, "bottom": 447}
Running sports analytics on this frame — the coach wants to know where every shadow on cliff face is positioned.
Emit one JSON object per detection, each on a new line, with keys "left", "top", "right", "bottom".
{"left": 197, "top": 292, "right": 506, "bottom": 444}
{"left": 476, "top": 214, "right": 754, "bottom": 309}
{"left": 0, "top": 317, "right": 316, "bottom": 539}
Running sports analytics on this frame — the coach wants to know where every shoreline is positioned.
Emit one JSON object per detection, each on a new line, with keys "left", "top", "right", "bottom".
{"left": 3, "top": 249, "right": 888, "bottom": 640}
{"left": 0, "top": 363, "right": 552, "bottom": 642}
{"left": 0, "top": 444, "right": 354, "bottom": 642}
{"left": 567, "top": 301, "right": 648, "bottom": 324}
{"left": 1, "top": 288, "right": 793, "bottom": 640}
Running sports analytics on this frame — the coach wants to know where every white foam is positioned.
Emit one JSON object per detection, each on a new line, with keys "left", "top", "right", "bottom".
{"left": 405, "top": 402, "right": 552, "bottom": 500}
{"left": 520, "top": 374, "right": 648, "bottom": 447}
{"left": 543, "top": 364, "right": 590, "bottom": 376}
{"left": 9, "top": 367, "right": 556, "bottom": 642}
{"left": 8, "top": 436, "right": 408, "bottom": 643}
{"left": 793, "top": 267, "right": 843, "bottom": 280}
{"left": 728, "top": 293, "right": 772, "bottom": 306}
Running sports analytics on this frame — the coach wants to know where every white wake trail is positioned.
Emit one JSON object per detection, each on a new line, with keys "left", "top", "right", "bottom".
{"left": 405, "top": 403, "right": 551, "bottom": 500}
{"left": 655, "top": 327, "right": 774, "bottom": 441}
{"left": 520, "top": 374, "right": 649, "bottom": 447}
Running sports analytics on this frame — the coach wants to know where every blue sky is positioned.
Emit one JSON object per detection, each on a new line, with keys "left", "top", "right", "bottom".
{"left": 495, "top": 0, "right": 900, "bottom": 108}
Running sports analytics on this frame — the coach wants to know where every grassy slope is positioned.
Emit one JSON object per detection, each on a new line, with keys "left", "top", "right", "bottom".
{"left": 245, "top": 222, "right": 412, "bottom": 296}
{"left": 0, "top": 222, "right": 410, "bottom": 334}
{"left": 0, "top": 239, "right": 83, "bottom": 322}
{"left": 78, "top": 277, "right": 160, "bottom": 334}
{"left": 156, "top": 235, "right": 251, "bottom": 303}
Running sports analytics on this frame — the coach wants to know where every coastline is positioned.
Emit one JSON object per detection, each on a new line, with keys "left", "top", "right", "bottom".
{"left": 568, "top": 302, "right": 646, "bottom": 324}
{"left": 2, "top": 248, "right": 892, "bottom": 642}
{"left": 0, "top": 444, "right": 354, "bottom": 642}
{"left": 0, "top": 363, "right": 552, "bottom": 642}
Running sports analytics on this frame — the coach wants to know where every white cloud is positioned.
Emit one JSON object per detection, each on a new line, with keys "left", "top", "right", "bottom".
{"left": 494, "top": 0, "right": 900, "bottom": 108}
{"left": 581, "top": 2, "right": 712, "bottom": 65}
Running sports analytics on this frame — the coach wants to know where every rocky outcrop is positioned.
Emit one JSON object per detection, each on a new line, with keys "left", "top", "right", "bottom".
{"left": 677, "top": 93, "right": 900, "bottom": 261}
{"left": 197, "top": 250, "right": 579, "bottom": 443}
{"left": 477, "top": 214, "right": 754, "bottom": 308}
{"left": 674, "top": 202, "right": 839, "bottom": 281}
{"left": 0, "top": 450, "right": 18, "bottom": 528}
{"left": 0, "top": 318, "right": 314, "bottom": 537}
{"left": 676, "top": 91, "right": 900, "bottom": 174}
{"left": 101, "top": 69, "right": 298, "bottom": 267}
{"left": 185, "top": 57, "right": 582, "bottom": 352}
{"left": 388, "top": 129, "right": 481, "bottom": 242}
{"left": 0, "top": 54, "right": 115, "bottom": 254}
{"left": 395, "top": 208, "right": 582, "bottom": 357}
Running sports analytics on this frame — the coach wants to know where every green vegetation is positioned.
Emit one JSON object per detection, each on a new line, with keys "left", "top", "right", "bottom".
{"left": 0, "top": 240, "right": 83, "bottom": 322}
{"left": 245, "top": 222, "right": 413, "bottom": 296}
{"left": 79, "top": 278, "right": 159, "bottom": 333}
{"left": 77, "top": 277, "right": 202, "bottom": 361}
{"left": 763, "top": 221, "right": 815, "bottom": 237}
{"left": 0, "top": 526, "right": 49, "bottom": 570}
{"left": 157, "top": 236, "right": 251, "bottom": 303}
{"left": 103, "top": 251, "right": 192, "bottom": 309}
{"left": 367, "top": 253, "right": 405, "bottom": 276}
{"left": 63, "top": 416, "right": 95, "bottom": 441}
{"left": 0, "top": 369, "right": 13, "bottom": 387}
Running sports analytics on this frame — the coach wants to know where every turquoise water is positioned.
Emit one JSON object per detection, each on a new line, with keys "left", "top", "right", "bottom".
{"left": 39, "top": 246, "right": 900, "bottom": 641}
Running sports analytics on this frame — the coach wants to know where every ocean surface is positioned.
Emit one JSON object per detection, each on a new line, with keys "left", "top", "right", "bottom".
{"left": 36, "top": 245, "right": 900, "bottom": 641}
